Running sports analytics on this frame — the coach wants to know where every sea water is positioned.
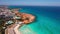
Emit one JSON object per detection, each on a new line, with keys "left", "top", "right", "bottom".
{"left": 9, "top": 6, "right": 60, "bottom": 34}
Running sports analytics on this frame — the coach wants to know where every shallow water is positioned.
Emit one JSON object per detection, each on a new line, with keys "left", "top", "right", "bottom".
{"left": 9, "top": 6, "right": 60, "bottom": 34}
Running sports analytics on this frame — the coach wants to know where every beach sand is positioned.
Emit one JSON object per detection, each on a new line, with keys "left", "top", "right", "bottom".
{"left": 5, "top": 24, "right": 22, "bottom": 34}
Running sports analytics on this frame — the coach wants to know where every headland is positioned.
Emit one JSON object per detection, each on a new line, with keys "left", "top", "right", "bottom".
{"left": 0, "top": 6, "right": 35, "bottom": 34}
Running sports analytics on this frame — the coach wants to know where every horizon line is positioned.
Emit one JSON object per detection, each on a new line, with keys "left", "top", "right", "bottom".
{"left": 0, "top": 5, "right": 60, "bottom": 6}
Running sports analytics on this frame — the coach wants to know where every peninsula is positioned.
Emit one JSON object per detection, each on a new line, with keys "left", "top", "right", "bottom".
{"left": 0, "top": 6, "right": 35, "bottom": 34}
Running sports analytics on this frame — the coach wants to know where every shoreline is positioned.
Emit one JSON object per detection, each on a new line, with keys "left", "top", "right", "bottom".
{"left": 0, "top": 7, "right": 35, "bottom": 34}
{"left": 5, "top": 9, "right": 35, "bottom": 34}
{"left": 5, "top": 23, "right": 22, "bottom": 34}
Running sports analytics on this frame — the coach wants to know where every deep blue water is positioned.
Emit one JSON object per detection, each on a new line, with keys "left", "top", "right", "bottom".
{"left": 9, "top": 6, "right": 60, "bottom": 34}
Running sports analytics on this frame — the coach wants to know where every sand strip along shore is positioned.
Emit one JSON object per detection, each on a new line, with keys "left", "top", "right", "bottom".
{"left": 5, "top": 22, "right": 23, "bottom": 34}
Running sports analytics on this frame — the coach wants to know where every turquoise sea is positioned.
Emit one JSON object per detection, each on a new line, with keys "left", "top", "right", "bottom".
{"left": 9, "top": 6, "right": 60, "bottom": 34}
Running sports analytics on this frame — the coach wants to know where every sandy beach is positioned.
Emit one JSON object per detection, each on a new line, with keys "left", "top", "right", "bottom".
{"left": 5, "top": 23, "right": 22, "bottom": 34}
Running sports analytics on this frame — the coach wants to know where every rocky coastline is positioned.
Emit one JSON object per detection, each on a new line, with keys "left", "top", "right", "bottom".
{"left": 0, "top": 6, "right": 35, "bottom": 34}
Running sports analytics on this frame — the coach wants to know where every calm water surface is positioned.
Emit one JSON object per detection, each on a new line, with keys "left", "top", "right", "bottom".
{"left": 9, "top": 6, "right": 60, "bottom": 34}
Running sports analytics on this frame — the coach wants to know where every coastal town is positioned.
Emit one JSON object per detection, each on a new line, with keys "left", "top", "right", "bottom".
{"left": 0, "top": 6, "right": 35, "bottom": 34}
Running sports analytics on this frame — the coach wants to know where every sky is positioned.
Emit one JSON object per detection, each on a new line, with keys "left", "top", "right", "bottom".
{"left": 0, "top": 0, "right": 60, "bottom": 6}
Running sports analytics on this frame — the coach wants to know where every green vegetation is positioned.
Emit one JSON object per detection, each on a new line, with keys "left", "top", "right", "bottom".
{"left": 0, "top": 18, "right": 6, "bottom": 34}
